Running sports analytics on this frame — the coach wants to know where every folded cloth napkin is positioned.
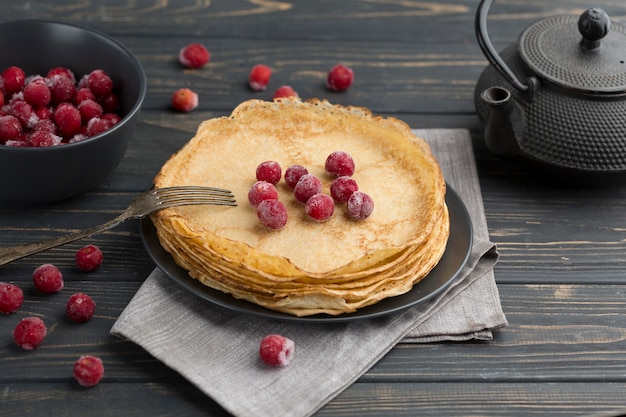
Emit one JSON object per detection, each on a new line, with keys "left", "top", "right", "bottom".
{"left": 111, "top": 128, "right": 507, "bottom": 417}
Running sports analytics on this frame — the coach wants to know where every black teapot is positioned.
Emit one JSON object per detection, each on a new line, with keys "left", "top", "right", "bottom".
{"left": 474, "top": 0, "right": 626, "bottom": 184}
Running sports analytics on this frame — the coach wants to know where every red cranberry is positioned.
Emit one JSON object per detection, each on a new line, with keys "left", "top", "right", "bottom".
{"left": 259, "top": 334, "right": 295, "bottom": 366}
{"left": 0, "top": 282, "right": 24, "bottom": 314}
{"left": 87, "top": 69, "right": 113, "bottom": 98}
{"left": 54, "top": 102, "right": 82, "bottom": 137}
{"left": 47, "top": 74, "right": 76, "bottom": 105}
{"left": 23, "top": 78, "right": 51, "bottom": 108}
{"left": 257, "top": 199, "right": 289, "bottom": 230}
{"left": 256, "top": 160, "right": 282, "bottom": 185}
{"left": 32, "top": 263, "right": 64, "bottom": 294}
{"left": 28, "top": 130, "right": 60, "bottom": 147}
{"left": 305, "top": 193, "right": 335, "bottom": 222}
{"left": 330, "top": 176, "right": 359, "bottom": 202}
{"left": 273, "top": 85, "right": 299, "bottom": 99}
{"left": 248, "top": 64, "right": 272, "bottom": 91}
{"left": 2, "top": 66, "right": 25, "bottom": 96}
{"left": 78, "top": 99, "right": 103, "bottom": 123}
{"left": 13, "top": 317, "right": 47, "bottom": 350}
{"left": 66, "top": 292, "right": 96, "bottom": 323}
{"left": 325, "top": 151, "right": 355, "bottom": 177}
{"left": 248, "top": 181, "right": 279, "bottom": 208}
{"left": 75, "top": 244, "right": 103, "bottom": 272}
{"left": 47, "top": 66, "right": 76, "bottom": 84}
{"left": 284, "top": 164, "right": 309, "bottom": 188}
{"left": 73, "top": 355, "right": 104, "bottom": 387}
{"left": 326, "top": 64, "right": 354, "bottom": 92}
{"left": 293, "top": 174, "right": 322, "bottom": 204}
{"left": 178, "top": 43, "right": 210, "bottom": 69}
{"left": 0, "top": 115, "right": 23, "bottom": 142}
{"left": 347, "top": 191, "right": 374, "bottom": 220}
{"left": 98, "top": 92, "right": 120, "bottom": 113}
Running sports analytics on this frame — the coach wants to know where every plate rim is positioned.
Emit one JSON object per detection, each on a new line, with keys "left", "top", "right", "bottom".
{"left": 139, "top": 184, "right": 473, "bottom": 323}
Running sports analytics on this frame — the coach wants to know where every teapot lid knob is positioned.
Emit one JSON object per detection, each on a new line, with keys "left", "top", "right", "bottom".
{"left": 578, "top": 8, "right": 610, "bottom": 50}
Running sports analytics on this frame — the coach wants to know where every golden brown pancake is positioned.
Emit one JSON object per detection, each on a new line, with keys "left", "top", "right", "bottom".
{"left": 152, "top": 98, "right": 449, "bottom": 316}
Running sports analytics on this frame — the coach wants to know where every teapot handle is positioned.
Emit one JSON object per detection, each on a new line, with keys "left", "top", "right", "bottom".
{"left": 475, "top": 0, "right": 537, "bottom": 95}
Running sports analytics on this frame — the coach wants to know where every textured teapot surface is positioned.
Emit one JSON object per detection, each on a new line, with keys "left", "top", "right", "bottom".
{"left": 474, "top": 0, "right": 626, "bottom": 182}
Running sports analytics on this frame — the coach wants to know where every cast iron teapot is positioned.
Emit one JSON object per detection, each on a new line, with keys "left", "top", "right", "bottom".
{"left": 474, "top": 0, "right": 626, "bottom": 183}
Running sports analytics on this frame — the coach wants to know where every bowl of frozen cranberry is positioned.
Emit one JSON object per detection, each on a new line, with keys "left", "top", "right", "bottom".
{"left": 0, "top": 19, "right": 146, "bottom": 203}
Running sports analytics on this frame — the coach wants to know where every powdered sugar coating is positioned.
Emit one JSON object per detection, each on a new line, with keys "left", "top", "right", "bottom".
{"left": 347, "top": 191, "right": 374, "bottom": 220}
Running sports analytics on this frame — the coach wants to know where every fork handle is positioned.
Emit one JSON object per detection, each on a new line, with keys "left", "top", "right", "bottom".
{"left": 0, "top": 212, "right": 129, "bottom": 266}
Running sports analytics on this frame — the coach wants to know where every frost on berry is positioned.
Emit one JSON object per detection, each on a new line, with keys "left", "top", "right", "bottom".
{"left": 325, "top": 151, "right": 355, "bottom": 177}
{"left": 330, "top": 176, "right": 359, "bottom": 202}
{"left": 257, "top": 199, "right": 288, "bottom": 230}
{"left": 87, "top": 69, "right": 113, "bottom": 98}
{"left": 47, "top": 74, "right": 76, "bottom": 105}
{"left": 0, "top": 115, "right": 23, "bottom": 142}
{"left": 73, "top": 355, "right": 104, "bottom": 387}
{"left": 259, "top": 334, "right": 295, "bottom": 367}
{"left": 171, "top": 88, "right": 198, "bottom": 112}
{"left": 32, "top": 263, "right": 64, "bottom": 294}
{"left": 13, "top": 317, "right": 47, "bottom": 350}
{"left": 273, "top": 85, "right": 299, "bottom": 100}
{"left": 76, "top": 244, "right": 103, "bottom": 272}
{"left": 248, "top": 181, "right": 279, "bottom": 208}
{"left": 23, "top": 78, "right": 51, "bottom": 108}
{"left": 284, "top": 164, "right": 309, "bottom": 188}
{"left": 0, "top": 282, "right": 24, "bottom": 314}
{"left": 256, "top": 160, "right": 282, "bottom": 185}
{"left": 305, "top": 193, "right": 335, "bottom": 222}
{"left": 347, "top": 191, "right": 374, "bottom": 220}
{"left": 326, "top": 64, "right": 354, "bottom": 92}
{"left": 178, "top": 43, "right": 210, "bottom": 69}
{"left": 293, "top": 173, "right": 322, "bottom": 204}
{"left": 248, "top": 64, "right": 272, "bottom": 91}
{"left": 66, "top": 293, "right": 96, "bottom": 323}
{"left": 28, "top": 130, "right": 62, "bottom": 147}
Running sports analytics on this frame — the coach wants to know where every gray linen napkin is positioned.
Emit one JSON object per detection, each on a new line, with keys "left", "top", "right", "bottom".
{"left": 111, "top": 129, "right": 507, "bottom": 417}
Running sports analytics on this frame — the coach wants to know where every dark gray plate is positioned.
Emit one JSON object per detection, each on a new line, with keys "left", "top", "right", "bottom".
{"left": 140, "top": 185, "right": 473, "bottom": 323}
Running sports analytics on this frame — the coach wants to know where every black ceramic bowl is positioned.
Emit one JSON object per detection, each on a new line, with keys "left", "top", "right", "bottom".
{"left": 0, "top": 19, "right": 146, "bottom": 203}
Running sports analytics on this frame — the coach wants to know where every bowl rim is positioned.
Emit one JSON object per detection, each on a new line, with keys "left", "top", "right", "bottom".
{"left": 0, "top": 18, "right": 147, "bottom": 152}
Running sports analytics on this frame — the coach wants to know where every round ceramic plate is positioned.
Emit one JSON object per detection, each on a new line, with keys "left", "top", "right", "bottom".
{"left": 139, "top": 184, "right": 473, "bottom": 323}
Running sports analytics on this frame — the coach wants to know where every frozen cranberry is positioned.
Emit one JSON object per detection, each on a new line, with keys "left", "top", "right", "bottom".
{"left": 248, "top": 64, "right": 272, "bottom": 91}
{"left": 248, "top": 181, "right": 278, "bottom": 208}
{"left": 0, "top": 91, "right": 4, "bottom": 108}
{"left": 35, "top": 106, "right": 53, "bottom": 121}
{"left": 0, "top": 115, "right": 23, "bottom": 142}
{"left": 0, "top": 282, "right": 24, "bottom": 314}
{"left": 171, "top": 88, "right": 198, "bottom": 112}
{"left": 23, "top": 78, "right": 51, "bottom": 108}
{"left": 47, "top": 66, "right": 76, "bottom": 84}
{"left": 74, "top": 87, "right": 96, "bottom": 105}
{"left": 86, "top": 117, "right": 113, "bottom": 137}
{"left": 2, "top": 66, "right": 25, "bottom": 96}
{"left": 76, "top": 244, "right": 103, "bottom": 272}
{"left": 47, "top": 74, "right": 76, "bottom": 105}
{"left": 32, "top": 263, "right": 64, "bottom": 294}
{"left": 257, "top": 199, "right": 289, "bottom": 230}
{"left": 73, "top": 355, "right": 104, "bottom": 387}
{"left": 293, "top": 174, "right": 322, "bottom": 204}
{"left": 326, "top": 64, "right": 354, "bottom": 92}
{"left": 78, "top": 99, "right": 103, "bottom": 123}
{"left": 66, "top": 292, "right": 96, "bottom": 323}
{"left": 54, "top": 102, "right": 82, "bottom": 137}
{"left": 347, "top": 191, "right": 374, "bottom": 220}
{"left": 178, "top": 43, "right": 210, "bottom": 68}
{"left": 273, "top": 85, "right": 299, "bottom": 99}
{"left": 28, "top": 130, "right": 61, "bottom": 147}
{"left": 101, "top": 113, "right": 121, "bottom": 125}
{"left": 13, "top": 317, "right": 47, "bottom": 350}
{"left": 256, "top": 160, "right": 282, "bottom": 185}
{"left": 32, "top": 118, "right": 57, "bottom": 134}
{"left": 305, "top": 193, "right": 335, "bottom": 222}
{"left": 98, "top": 92, "right": 119, "bottom": 113}
{"left": 325, "top": 151, "right": 355, "bottom": 177}
{"left": 330, "top": 176, "right": 359, "bottom": 202}
{"left": 87, "top": 69, "right": 113, "bottom": 97}
{"left": 259, "top": 334, "right": 294, "bottom": 366}
{"left": 284, "top": 164, "right": 309, "bottom": 188}
{"left": 9, "top": 100, "right": 38, "bottom": 129}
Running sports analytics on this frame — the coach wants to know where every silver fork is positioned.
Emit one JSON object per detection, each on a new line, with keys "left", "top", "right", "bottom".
{"left": 0, "top": 186, "right": 237, "bottom": 266}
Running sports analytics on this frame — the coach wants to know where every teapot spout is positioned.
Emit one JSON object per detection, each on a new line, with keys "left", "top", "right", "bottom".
{"left": 480, "top": 86, "right": 523, "bottom": 158}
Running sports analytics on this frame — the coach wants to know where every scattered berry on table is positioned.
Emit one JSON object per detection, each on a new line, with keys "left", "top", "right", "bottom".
{"left": 293, "top": 174, "right": 322, "bottom": 204}
{"left": 257, "top": 199, "right": 289, "bottom": 230}
{"left": 0, "top": 282, "right": 24, "bottom": 314}
{"left": 178, "top": 43, "right": 210, "bottom": 69}
{"left": 73, "top": 355, "right": 104, "bottom": 387}
{"left": 347, "top": 191, "right": 374, "bottom": 220}
{"left": 171, "top": 88, "right": 198, "bottom": 112}
{"left": 248, "top": 64, "right": 272, "bottom": 91}
{"left": 330, "top": 176, "right": 359, "bottom": 202}
{"left": 273, "top": 85, "right": 299, "bottom": 100}
{"left": 284, "top": 164, "right": 309, "bottom": 188}
{"left": 259, "top": 334, "right": 295, "bottom": 367}
{"left": 305, "top": 193, "right": 335, "bottom": 222}
{"left": 2, "top": 66, "right": 26, "bottom": 96}
{"left": 75, "top": 244, "right": 104, "bottom": 272}
{"left": 32, "top": 263, "right": 64, "bottom": 294}
{"left": 13, "top": 317, "right": 47, "bottom": 350}
{"left": 325, "top": 151, "right": 355, "bottom": 177}
{"left": 66, "top": 293, "right": 96, "bottom": 323}
{"left": 256, "top": 160, "right": 282, "bottom": 185}
{"left": 248, "top": 181, "right": 279, "bottom": 208}
{"left": 326, "top": 64, "right": 354, "bottom": 92}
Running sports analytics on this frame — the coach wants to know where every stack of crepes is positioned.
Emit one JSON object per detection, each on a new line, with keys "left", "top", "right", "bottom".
{"left": 151, "top": 98, "right": 450, "bottom": 316}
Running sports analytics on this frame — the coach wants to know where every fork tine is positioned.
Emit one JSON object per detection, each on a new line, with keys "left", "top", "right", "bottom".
{"left": 154, "top": 186, "right": 237, "bottom": 207}
{"left": 154, "top": 186, "right": 234, "bottom": 196}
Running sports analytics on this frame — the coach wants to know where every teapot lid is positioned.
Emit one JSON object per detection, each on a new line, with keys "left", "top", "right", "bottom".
{"left": 518, "top": 8, "right": 626, "bottom": 94}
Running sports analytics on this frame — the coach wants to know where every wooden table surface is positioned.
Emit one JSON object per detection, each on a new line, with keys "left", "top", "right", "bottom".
{"left": 2, "top": 1, "right": 626, "bottom": 416}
